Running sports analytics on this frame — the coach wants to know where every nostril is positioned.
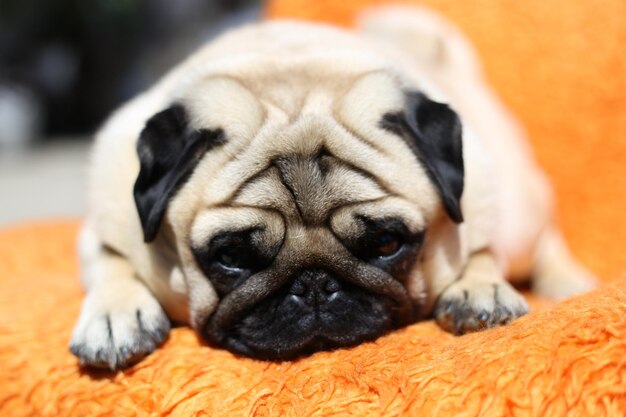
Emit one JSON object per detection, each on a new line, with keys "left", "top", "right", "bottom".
{"left": 290, "top": 270, "right": 341, "bottom": 299}
{"left": 324, "top": 279, "right": 340, "bottom": 294}
{"left": 289, "top": 279, "right": 307, "bottom": 296}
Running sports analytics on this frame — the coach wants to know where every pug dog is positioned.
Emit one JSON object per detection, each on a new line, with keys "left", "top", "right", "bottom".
{"left": 70, "top": 6, "right": 595, "bottom": 370}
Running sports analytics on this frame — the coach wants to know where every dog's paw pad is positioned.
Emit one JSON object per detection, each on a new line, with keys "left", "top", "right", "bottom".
{"left": 434, "top": 281, "right": 528, "bottom": 335}
{"left": 70, "top": 295, "right": 170, "bottom": 371}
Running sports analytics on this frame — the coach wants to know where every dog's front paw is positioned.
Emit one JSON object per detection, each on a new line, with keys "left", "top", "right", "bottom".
{"left": 434, "top": 281, "right": 528, "bottom": 335}
{"left": 70, "top": 286, "right": 170, "bottom": 371}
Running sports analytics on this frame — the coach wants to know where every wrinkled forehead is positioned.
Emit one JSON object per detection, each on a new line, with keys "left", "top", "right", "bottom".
{"left": 170, "top": 71, "right": 439, "bottom": 234}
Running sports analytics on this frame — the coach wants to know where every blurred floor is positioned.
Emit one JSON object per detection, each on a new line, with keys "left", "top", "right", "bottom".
{"left": 0, "top": 139, "right": 89, "bottom": 227}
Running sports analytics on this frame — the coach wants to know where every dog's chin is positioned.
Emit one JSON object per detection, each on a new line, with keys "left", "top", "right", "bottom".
{"left": 203, "top": 285, "right": 397, "bottom": 360}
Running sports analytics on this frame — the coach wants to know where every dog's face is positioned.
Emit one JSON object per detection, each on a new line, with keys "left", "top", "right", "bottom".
{"left": 132, "top": 71, "right": 463, "bottom": 359}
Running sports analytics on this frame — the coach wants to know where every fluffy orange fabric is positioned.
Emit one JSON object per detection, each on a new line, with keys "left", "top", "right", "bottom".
{"left": 0, "top": 223, "right": 625, "bottom": 416}
{"left": 266, "top": 0, "right": 626, "bottom": 281}
{"left": 2, "top": 0, "right": 626, "bottom": 415}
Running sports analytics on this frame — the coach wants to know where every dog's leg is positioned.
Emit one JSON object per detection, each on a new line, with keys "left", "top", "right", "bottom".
{"left": 433, "top": 250, "right": 529, "bottom": 335}
{"left": 70, "top": 225, "right": 170, "bottom": 370}
{"left": 531, "top": 227, "right": 596, "bottom": 299}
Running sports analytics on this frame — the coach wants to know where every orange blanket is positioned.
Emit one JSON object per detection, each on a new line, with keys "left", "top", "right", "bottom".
{"left": 2, "top": 0, "right": 626, "bottom": 415}
{"left": 0, "top": 223, "right": 625, "bottom": 416}
{"left": 267, "top": 0, "right": 626, "bottom": 281}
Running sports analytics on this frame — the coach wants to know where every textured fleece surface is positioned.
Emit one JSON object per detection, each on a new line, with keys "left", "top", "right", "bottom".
{"left": 0, "top": 222, "right": 625, "bottom": 416}
{"left": 2, "top": 0, "right": 626, "bottom": 415}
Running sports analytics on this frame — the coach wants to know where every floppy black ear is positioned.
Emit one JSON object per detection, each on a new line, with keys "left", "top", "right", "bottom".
{"left": 133, "top": 104, "right": 225, "bottom": 242}
{"left": 381, "top": 92, "right": 464, "bottom": 223}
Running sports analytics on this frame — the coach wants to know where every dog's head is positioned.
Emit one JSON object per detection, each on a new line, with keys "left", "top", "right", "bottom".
{"left": 133, "top": 72, "right": 463, "bottom": 359}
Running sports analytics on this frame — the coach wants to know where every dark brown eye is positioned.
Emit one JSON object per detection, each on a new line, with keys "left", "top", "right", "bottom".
{"left": 374, "top": 233, "right": 401, "bottom": 258}
{"left": 210, "top": 230, "right": 262, "bottom": 271}
{"left": 216, "top": 247, "right": 246, "bottom": 269}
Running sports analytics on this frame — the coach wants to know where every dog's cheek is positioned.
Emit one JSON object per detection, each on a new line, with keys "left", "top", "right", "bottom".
{"left": 406, "top": 268, "right": 427, "bottom": 309}
{"left": 182, "top": 263, "right": 220, "bottom": 331}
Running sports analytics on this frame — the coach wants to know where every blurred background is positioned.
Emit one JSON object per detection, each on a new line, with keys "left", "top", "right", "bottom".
{"left": 1, "top": 0, "right": 625, "bottom": 278}
{"left": 0, "top": 0, "right": 261, "bottom": 225}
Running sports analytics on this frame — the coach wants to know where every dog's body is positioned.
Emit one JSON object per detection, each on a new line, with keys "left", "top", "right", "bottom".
{"left": 71, "top": 8, "right": 594, "bottom": 370}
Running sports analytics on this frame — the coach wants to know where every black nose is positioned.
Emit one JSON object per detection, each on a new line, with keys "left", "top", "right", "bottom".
{"left": 288, "top": 269, "right": 341, "bottom": 303}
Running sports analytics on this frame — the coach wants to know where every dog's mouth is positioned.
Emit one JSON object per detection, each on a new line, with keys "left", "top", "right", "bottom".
{"left": 202, "top": 279, "right": 406, "bottom": 360}
{"left": 221, "top": 332, "right": 377, "bottom": 361}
